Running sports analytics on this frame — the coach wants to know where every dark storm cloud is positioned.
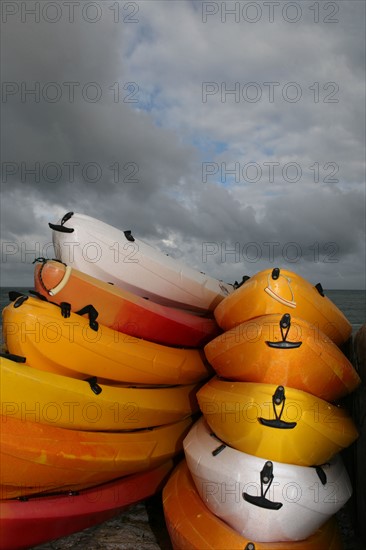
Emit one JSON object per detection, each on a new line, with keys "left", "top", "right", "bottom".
{"left": 1, "top": 1, "right": 365, "bottom": 289}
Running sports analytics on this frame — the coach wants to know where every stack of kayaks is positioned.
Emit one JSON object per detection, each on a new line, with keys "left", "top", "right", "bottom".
{"left": 163, "top": 267, "right": 360, "bottom": 549}
{"left": 1, "top": 211, "right": 233, "bottom": 549}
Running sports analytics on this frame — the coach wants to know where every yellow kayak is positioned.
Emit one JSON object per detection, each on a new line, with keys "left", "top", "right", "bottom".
{"left": 2, "top": 294, "right": 211, "bottom": 385}
{"left": 0, "top": 355, "right": 200, "bottom": 430}
{"left": 215, "top": 268, "right": 352, "bottom": 346}
{"left": 204, "top": 313, "right": 360, "bottom": 401}
{"left": 197, "top": 377, "right": 358, "bottom": 466}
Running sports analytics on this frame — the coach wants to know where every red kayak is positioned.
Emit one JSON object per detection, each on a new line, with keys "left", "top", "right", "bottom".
{"left": 0, "top": 460, "right": 173, "bottom": 550}
{"left": 33, "top": 259, "right": 221, "bottom": 347}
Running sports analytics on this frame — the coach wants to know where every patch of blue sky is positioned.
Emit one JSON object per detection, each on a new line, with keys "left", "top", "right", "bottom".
{"left": 135, "top": 86, "right": 163, "bottom": 114}
{"left": 191, "top": 137, "right": 228, "bottom": 156}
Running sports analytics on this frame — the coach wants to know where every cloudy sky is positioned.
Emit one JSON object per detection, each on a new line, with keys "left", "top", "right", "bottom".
{"left": 1, "top": 0, "right": 365, "bottom": 290}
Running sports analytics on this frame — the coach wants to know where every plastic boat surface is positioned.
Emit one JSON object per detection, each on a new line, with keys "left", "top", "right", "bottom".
{"left": 0, "top": 355, "right": 200, "bottom": 430}
{"left": 162, "top": 461, "right": 343, "bottom": 550}
{"left": 49, "top": 212, "right": 234, "bottom": 312}
{"left": 2, "top": 294, "right": 212, "bottom": 385}
{"left": 0, "top": 461, "right": 173, "bottom": 550}
{"left": 204, "top": 313, "right": 360, "bottom": 401}
{"left": 197, "top": 377, "right": 358, "bottom": 466}
{"left": 183, "top": 418, "right": 352, "bottom": 542}
{"left": 214, "top": 268, "right": 352, "bottom": 346}
{"left": 0, "top": 415, "right": 193, "bottom": 499}
{"left": 34, "top": 259, "right": 220, "bottom": 348}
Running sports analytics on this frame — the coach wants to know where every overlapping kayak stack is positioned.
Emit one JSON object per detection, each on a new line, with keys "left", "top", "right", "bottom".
{"left": 0, "top": 212, "right": 233, "bottom": 550}
{"left": 163, "top": 268, "right": 360, "bottom": 549}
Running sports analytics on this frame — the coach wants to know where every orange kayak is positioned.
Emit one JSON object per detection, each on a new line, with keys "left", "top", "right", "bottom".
{"left": 197, "top": 378, "right": 358, "bottom": 466}
{"left": 2, "top": 294, "right": 212, "bottom": 385}
{"left": 214, "top": 268, "right": 351, "bottom": 346}
{"left": 0, "top": 415, "right": 193, "bottom": 499}
{"left": 163, "top": 461, "right": 343, "bottom": 550}
{"left": 204, "top": 313, "right": 360, "bottom": 401}
{"left": 34, "top": 260, "right": 220, "bottom": 348}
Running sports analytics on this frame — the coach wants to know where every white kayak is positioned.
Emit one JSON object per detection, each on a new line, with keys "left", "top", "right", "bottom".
{"left": 183, "top": 418, "right": 352, "bottom": 543}
{"left": 49, "top": 212, "right": 234, "bottom": 312}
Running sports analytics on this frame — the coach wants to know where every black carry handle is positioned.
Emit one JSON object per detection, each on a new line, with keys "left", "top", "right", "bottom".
{"left": 266, "top": 340, "right": 302, "bottom": 349}
{"left": 13, "top": 295, "right": 29, "bottom": 308}
{"left": 0, "top": 352, "right": 26, "bottom": 363}
{"left": 243, "top": 461, "right": 282, "bottom": 511}
{"left": 124, "top": 230, "right": 135, "bottom": 242}
{"left": 48, "top": 211, "right": 75, "bottom": 233}
{"left": 48, "top": 222, "right": 74, "bottom": 233}
{"left": 233, "top": 275, "right": 250, "bottom": 289}
{"left": 75, "top": 305, "right": 99, "bottom": 331}
{"left": 259, "top": 417, "right": 297, "bottom": 429}
{"left": 8, "top": 290, "right": 25, "bottom": 302}
{"left": 85, "top": 376, "right": 102, "bottom": 395}
{"left": 314, "top": 465, "right": 328, "bottom": 485}
{"left": 258, "top": 385, "right": 297, "bottom": 430}
{"left": 243, "top": 492, "right": 283, "bottom": 510}
{"left": 315, "top": 282, "right": 325, "bottom": 297}
{"left": 266, "top": 313, "right": 302, "bottom": 350}
{"left": 212, "top": 444, "right": 226, "bottom": 457}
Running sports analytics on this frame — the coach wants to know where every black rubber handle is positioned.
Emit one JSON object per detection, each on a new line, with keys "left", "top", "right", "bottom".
{"left": 8, "top": 290, "right": 24, "bottom": 302}
{"left": 266, "top": 313, "right": 302, "bottom": 349}
{"left": 315, "top": 282, "right": 325, "bottom": 297}
{"left": 124, "top": 230, "right": 135, "bottom": 242}
{"left": 48, "top": 223, "right": 74, "bottom": 233}
{"left": 266, "top": 340, "right": 302, "bottom": 349}
{"left": 243, "top": 493, "right": 282, "bottom": 510}
{"left": 14, "top": 295, "right": 28, "bottom": 308}
{"left": 85, "top": 376, "right": 102, "bottom": 395}
{"left": 259, "top": 418, "right": 297, "bottom": 429}
{"left": 0, "top": 352, "right": 26, "bottom": 363}
{"left": 314, "top": 465, "right": 327, "bottom": 485}
{"left": 233, "top": 275, "right": 250, "bottom": 289}
{"left": 75, "top": 305, "right": 99, "bottom": 331}
{"left": 212, "top": 444, "right": 226, "bottom": 456}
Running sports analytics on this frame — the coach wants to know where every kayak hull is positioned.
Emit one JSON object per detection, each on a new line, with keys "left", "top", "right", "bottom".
{"left": 0, "top": 356, "right": 200, "bottom": 431}
{"left": 2, "top": 295, "right": 212, "bottom": 385}
{"left": 183, "top": 418, "right": 352, "bottom": 542}
{"left": 163, "top": 461, "right": 343, "bottom": 550}
{"left": 0, "top": 415, "right": 193, "bottom": 499}
{"left": 214, "top": 268, "right": 352, "bottom": 346}
{"left": 50, "top": 212, "right": 233, "bottom": 312}
{"left": 34, "top": 260, "right": 221, "bottom": 348}
{"left": 204, "top": 313, "right": 360, "bottom": 401}
{"left": 0, "top": 461, "right": 173, "bottom": 550}
{"left": 197, "top": 378, "right": 358, "bottom": 466}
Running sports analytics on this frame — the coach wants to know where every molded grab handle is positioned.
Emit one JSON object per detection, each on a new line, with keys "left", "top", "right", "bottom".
{"left": 48, "top": 212, "right": 74, "bottom": 233}
{"left": 243, "top": 493, "right": 283, "bottom": 510}
{"left": 258, "top": 386, "right": 297, "bottom": 430}
{"left": 258, "top": 417, "right": 297, "bottom": 429}
{"left": 243, "top": 461, "right": 283, "bottom": 510}
{"left": 266, "top": 313, "right": 302, "bottom": 349}
{"left": 0, "top": 352, "right": 26, "bottom": 363}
